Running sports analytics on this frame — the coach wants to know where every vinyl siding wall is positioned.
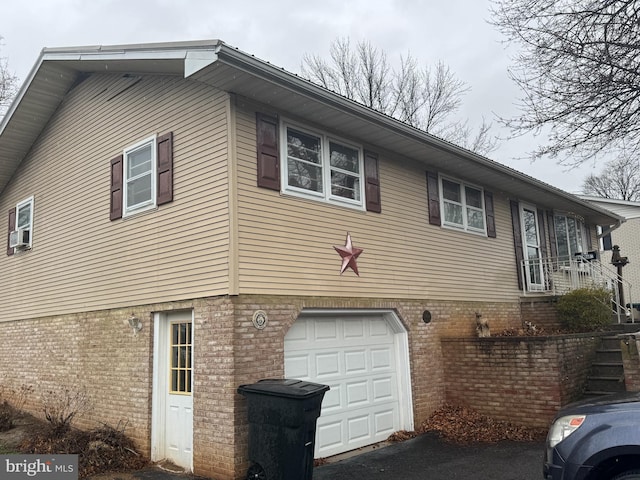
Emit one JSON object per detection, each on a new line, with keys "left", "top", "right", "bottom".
{"left": 234, "top": 102, "right": 522, "bottom": 302}
{"left": 0, "top": 73, "right": 231, "bottom": 322}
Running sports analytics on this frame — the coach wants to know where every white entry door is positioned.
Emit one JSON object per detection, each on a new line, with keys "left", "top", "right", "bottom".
{"left": 520, "top": 204, "right": 545, "bottom": 291}
{"left": 152, "top": 310, "right": 194, "bottom": 471}
{"left": 284, "top": 311, "right": 413, "bottom": 459}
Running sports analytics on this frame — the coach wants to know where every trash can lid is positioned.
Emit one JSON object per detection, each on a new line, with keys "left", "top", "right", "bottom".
{"left": 237, "top": 378, "right": 330, "bottom": 398}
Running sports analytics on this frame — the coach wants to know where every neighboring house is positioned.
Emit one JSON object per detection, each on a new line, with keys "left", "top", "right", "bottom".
{"left": 580, "top": 195, "right": 640, "bottom": 308}
{"left": 0, "top": 40, "right": 622, "bottom": 480}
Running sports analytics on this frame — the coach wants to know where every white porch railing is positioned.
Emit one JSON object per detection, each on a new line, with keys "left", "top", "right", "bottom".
{"left": 521, "top": 255, "right": 635, "bottom": 323}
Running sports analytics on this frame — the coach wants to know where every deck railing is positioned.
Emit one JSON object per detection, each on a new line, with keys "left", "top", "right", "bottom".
{"left": 521, "top": 255, "right": 635, "bottom": 323}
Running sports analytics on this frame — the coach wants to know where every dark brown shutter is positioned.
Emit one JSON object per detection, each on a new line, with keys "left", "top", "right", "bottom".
{"left": 110, "top": 155, "right": 123, "bottom": 221}
{"left": 6, "top": 208, "right": 15, "bottom": 256}
{"left": 484, "top": 191, "right": 496, "bottom": 238}
{"left": 510, "top": 200, "right": 524, "bottom": 290}
{"left": 537, "top": 209, "right": 548, "bottom": 259}
{"left": 157, "top": 132, "right": 174, "bottom": 206}
{"left": 426, "top": 171, "right": 441, "bottom": 226}
{"left": 546, "top": 211, "right": 558, "bottom": 258}
{"left": 364, "top": 151, "right": 381, "bottom": 213}
{"left": 256, "top": 113, "right": 280, "bottom": 191}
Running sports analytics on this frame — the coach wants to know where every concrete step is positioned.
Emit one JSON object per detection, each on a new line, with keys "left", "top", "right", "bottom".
{"left": 593, "top": 349, "right": 624, "bottom": 363}
{"left": 600, "top": 336, "right": 623, "bottom": 350}
{"left": 590, "top": 362, "right": 625, "bottom": 377}
{"left": 585, "top": 376, "right": 626, "bottom": 393}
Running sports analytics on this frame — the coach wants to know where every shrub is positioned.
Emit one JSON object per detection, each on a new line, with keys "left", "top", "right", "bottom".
{"left": 556, "top": 286, "right": 613, "bottom": 332}
{"left": 41, "top": 387, "right": 91, "bottom": 438}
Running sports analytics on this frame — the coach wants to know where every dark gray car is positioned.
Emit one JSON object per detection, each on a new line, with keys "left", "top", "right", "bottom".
{"left": 544, "top": 392, "right": 640, "bottom": 480}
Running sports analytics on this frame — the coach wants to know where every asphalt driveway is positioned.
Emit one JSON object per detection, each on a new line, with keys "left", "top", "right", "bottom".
{"left": 313, "top": 432, "right": 545, "bottom": 480}
{"left": 88, "top": 432, "right": 545, "bottom": 479}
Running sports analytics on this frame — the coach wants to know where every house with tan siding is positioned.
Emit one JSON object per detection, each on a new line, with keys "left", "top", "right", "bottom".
{"left": 581, "top": 195, "right": 640, "bottom": 310}
{"left": 0, "top": 40, "right": 624, "bottom": 480}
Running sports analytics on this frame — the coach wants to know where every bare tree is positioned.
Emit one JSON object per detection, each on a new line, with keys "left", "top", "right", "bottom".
{"left": 583, "top": 153, "right": 640, "bottom": 201}
{"left": 490, "top": 0, "right": 640, "bottom": 166}
{"left": 301, "top": 38, "right": 497, "bottom": 155}
{"left": 0, "top": 37, "right": 18, "bottom": 118}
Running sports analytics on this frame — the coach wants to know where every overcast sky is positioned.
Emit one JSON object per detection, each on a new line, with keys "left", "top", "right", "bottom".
{"left": 0, "top": 0, "right": 603, "bottom": 193}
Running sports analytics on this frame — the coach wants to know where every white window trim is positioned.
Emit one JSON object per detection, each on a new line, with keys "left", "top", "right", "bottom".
{"left": 554, "top": 212, "right": 588, "bottom": 258}
{"left": 439, "top": 175, "right": 487, "bottom": 235}
{"left": 123, "top": 134, "right": 157, "bottom": 218}
{"left": 280, "top": 120, "right": 365, "bottom": 210}
{"left": 15, "top": 196, "right": 34, "bottom": 249}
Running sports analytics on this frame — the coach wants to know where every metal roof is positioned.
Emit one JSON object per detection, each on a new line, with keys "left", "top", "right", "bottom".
{"left": 0, "top": 39, "right": 622, "bottom": 226}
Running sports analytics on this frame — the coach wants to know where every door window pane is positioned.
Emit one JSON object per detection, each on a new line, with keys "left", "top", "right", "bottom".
{"left": 170, "top": 322, "right": 193, "bottom": 395}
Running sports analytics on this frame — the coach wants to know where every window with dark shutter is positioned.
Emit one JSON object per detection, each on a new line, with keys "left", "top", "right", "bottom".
{"left": 256, "top": 113, "right": 280, "bottom": 191}
{"left": 510, "top": 200, "right": 524, "bottom": 290}
{"left": 6, "top": 208, "right": 15, "bottom": 256}
{"left": 546, "top": 211, "right": 558, "bottom": 258}
{"left": 484, "top": 191, "right": 496, "bottom": 238}
{"left": 364, "top": 151, "right": 381, "bottom": 213}
{"left": 426, "top": 171, "right": 441, "bottom": 226}
{"left": 602, "top": 232, "right": 613, "bottom": 251}
{"left": 157, "top": 132, "right": 173, "bottom": 205}
{"left": 110, "top": 155, "right": 123, "bottom": 220}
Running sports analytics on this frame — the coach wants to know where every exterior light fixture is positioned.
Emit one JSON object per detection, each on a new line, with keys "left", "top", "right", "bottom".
{"left": 127, "top": 315, "right": 142, "bottom": 334}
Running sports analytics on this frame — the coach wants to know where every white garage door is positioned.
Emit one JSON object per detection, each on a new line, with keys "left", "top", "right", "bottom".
{"left": 284, "top": 311, "right": 413, "bottom": 458}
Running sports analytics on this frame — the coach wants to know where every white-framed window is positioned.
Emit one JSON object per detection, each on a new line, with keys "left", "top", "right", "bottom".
{"left": 123, "top": 135, "right": 157, "bottom": 217}
{"left": 282, "top": 122, "right": 364, "bottom": 208}
{"left": 554, "top": 213, "right": 587, "bottom": 258}
{"left": 15, "top": 196, "right": 34, "bottom": 248}
{"left": 440, "top": 177, "right": 486, "bottom": 233}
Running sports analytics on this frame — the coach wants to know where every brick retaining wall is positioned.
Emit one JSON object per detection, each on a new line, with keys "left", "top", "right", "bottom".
{"left": 441, "top": 333, "right": 605, "bottom": 427}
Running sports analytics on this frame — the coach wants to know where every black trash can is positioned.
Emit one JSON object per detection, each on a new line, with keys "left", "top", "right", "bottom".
{"left": 237, "top": 378, "right": 330, "bottom": 480}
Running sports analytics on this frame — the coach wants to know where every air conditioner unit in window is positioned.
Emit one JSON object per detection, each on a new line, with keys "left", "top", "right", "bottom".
{"left": 9, "top": 228, "right": 29, "bottom": 249}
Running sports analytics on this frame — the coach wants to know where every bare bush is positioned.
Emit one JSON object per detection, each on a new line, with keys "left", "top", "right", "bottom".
{"left": 41, "top": 387, "right": 92, "bottom": 438}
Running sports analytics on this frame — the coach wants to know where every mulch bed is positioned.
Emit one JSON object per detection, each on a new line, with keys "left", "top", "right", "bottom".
{"left": 388, "top": 403, "right": 547, "bottom": 445}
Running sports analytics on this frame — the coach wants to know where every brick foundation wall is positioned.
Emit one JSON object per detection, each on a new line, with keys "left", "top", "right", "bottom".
{"left": 441, "top": 333, "right": 604, "bottom": 427}
{"left": 520, "top": 296, "right": 561, "bottom": 331}
{"left": 620, "top": 335, "right": 640, "bottom": 392}
{"left": 0, "top": 295, "right": 524, "bottom": 480}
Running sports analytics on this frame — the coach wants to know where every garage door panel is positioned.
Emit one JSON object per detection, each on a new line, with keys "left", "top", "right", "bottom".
{"left": 284, "top": 353, "right": 310, "bottom": 378}
{"left": 371, "top": 348, "right": 393, "bottom": 370}
{"left": 315, "top": 319, "right": 339, "bottom": 340}
{"left": 285, "top": 314, "right": 409, "bottom": 459}
{"left": 316, "top": 352, "right": 340, "bottom": 378}
{"left": 322, "top": 384, "right": 342, "bottom": 411}
{"left": 317, "top": 421, "right": 343, "bottom": 451}
{"left": 343, "top": 318, "right": 365, "bottom": 338}
{"left": 374, "top": 409, "right": 397, "bottom": 435}
{"left": 372, "top": 377, "right": 394, "bottom": 401}
{"left": 370, "top": 318, "right": 391, "bottom": 336}
{"left": 344, "top": 350, "right": 367, "bottom": 374}
{"left": 345, "top": 380, "right": 369, "bottom": 407}
{"left": 347, "top": 415, "right": 370, "bottom": 442}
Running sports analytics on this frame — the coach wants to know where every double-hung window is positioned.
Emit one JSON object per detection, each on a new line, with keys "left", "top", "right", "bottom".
{"left": 440, "top": 177, "right": 486, "bottom": 233}
{"left": 123, "top": 135, "right": 156, "bottom": 217}
{"left": 283, "top": 123, "right": 364, "bottom": 208}
{"left": 554, "top": 214, "right": 586, "bottom": 258}
{"left": 14, "top": 197, "right": 34, "bottom": 249}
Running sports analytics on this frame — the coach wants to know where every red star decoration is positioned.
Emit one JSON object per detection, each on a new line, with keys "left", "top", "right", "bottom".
{"left": 334, "top": 233, "right": 363, "bottom": 276}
